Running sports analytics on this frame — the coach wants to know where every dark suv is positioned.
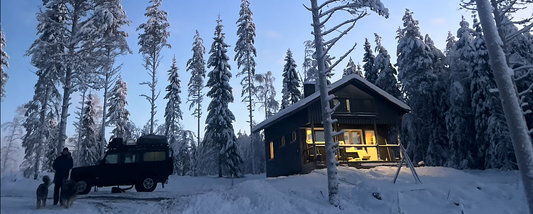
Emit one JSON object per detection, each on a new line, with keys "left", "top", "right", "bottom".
{"left": 71, "top": 135, "right": 173, "bottom": 194}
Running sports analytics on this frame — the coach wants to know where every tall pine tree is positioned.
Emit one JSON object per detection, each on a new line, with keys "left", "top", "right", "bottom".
{"left": 137, "top": 0, "right": 171, "bottom": 134}
{"left": 445, "top": 16, "right": 476, "bottom": 169}
{"left": 164, "top": 55, "right": 185, "bottom": 174}
{"left": 396, "top": 9, "right": 437, "bottom": 164}
{"left": 204, "top": 16, "right": 243, "bottom": 178}
{"left": 280, "top": 49, "right": 302, "bottom": 109}
{"left": 234, "top": 0, "right": 257, "bottom": 174}
{"left": 93, "top": 0, "right": 132, "bottom": 157}
{"left": 186, "top": 30, "right": 206, "bottom": 146}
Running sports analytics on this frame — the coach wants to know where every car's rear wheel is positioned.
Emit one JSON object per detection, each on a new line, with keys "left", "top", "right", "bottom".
{"left": 76, "top": 177, "right": 92, "bottom": 195}
{"left": 135, "top": 175, "right": 157, "bottom": 192}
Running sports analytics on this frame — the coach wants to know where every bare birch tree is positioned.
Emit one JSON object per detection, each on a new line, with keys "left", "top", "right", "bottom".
{"left": 475, "top": 0, "right": 533, "bottom": 213}
{"left": 304, "top": 0, "right": 389, "bottom": 207}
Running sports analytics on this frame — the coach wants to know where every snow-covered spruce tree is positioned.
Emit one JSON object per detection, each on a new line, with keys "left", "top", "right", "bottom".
{"left": 38, "top": 0, "right": 109, "bottom": 154}
{"left": 255, "top": 71, "right": 279, "bottom": 119}
{"left": 73, "top": 90, "right": 87, "bottom": 164}
{"left": 0, "top": 26, "right": 9, "bottom": 100}
{"left": 461, "top": 0, "right": 533, "bottom": 138}
{"left": 164, "top": 55, "right": 184, "bottom": 174}
{"left": 355, "top": 63, "right": 363, "bottom": 77}
{"left": 498, "top": 17, "right": 533, "bottom": 138}
{"left": 23, "top": 0, "right": 66, "bottom": 178}
{"left": 475, "top": 0, "right": 533, "bottom": 212}
{"left": 42, "top": 113, "right": 60, "bottom": 172}
{"left": 280, "top": 49, "right": 302, "bottom": 109}
{"left": 107, "top": 75, "right": 131, "bottom": 140}
{"left": 469, "top": 14, "right": 513, "bottom": 170}
{"left": 235, "top": 0, "right": 258, "bottom": 174}
{"left": 173, "top": 130, "right": 195, "bottom": 176}
{"left": 92, "top": 0, "right": 132, "bottom": 157}
{"left": 362, "top": 38, "right": 377, "bottom": 84}
{"left": 396, "top": 9, "right": 438, "bottom": 165}
{"left": 305, "top": 0, "right": 389, "bottom": 207}
{"left": 423, "top": 34, "right": 450, "bottom": 166}
{"left": 204, "top": 16, "right": 243, "bottom": 178}
{"left": 137, "top": 0, "right": 171, "bottom": 134}
{"left": 303, "top": 40, "right": 316, "bottom": 82}
{"left": 445, "top": 16, "right": 476, "bottom": 169}
{"left": 186, "top": 30, "right": 207, "bottom": 148}
{"left": 1, "top": 106, "right": 26, "bottom": 172}
{"left": 373, "top": 33, "right": 401, "bottom": 99}
{"left": 343, "top": 57, "right": 358, "bottom": 77}
{"left": 79, "top": 93, "right": 100, "bottom": 167}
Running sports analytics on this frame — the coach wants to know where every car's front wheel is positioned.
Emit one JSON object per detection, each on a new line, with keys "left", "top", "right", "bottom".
{"left": 135, "top": 175, "right": 157, "bottom": 192}
{"left": 77, "top": 177, "right": 92, "bottom": 195}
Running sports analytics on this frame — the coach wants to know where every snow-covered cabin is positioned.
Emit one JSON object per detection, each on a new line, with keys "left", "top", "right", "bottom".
{"left": 252, "top": 74, "right": 411, "bottom": 177}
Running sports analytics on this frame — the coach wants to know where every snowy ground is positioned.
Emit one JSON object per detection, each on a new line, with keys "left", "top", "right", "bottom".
{"left": 1, "top": 166, "right": 528, "bottom": 214}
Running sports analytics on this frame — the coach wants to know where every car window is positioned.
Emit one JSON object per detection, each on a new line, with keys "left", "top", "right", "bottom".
{"left": 124, "top": 152, "right": 137, "bottom": 163}
{"left": 143, "top": 151, "right": 166, "bottom": 162}
{"left": 105, "top": 154, "right": 119, "bottom": 164}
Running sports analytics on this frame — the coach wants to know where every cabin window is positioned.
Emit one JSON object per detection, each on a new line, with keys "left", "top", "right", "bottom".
{"left": 124, "top": 152, "right": 137, "bottom": 163}
{"left": 143, "top": 151, "right": 166, "bottom": 162}
{"left": 365, "top": 130, "right": 376, "bottom": 145}
{"left": 269, "top": 141, "right": 274, "bottom": 160}
{"left": 342, "top": 129, "right": 363, "bottom": 145}
{"left": 292, "top": 132, "right": 297, "bottom": 142}
{"left": 105, "top": 154, "right": 119, "bottom": 164}
{"left": 306, "top": 129, "right": 326, "bottom": 143}
{"left": 281, "top": 136, "right": 286, "bottom": 146}
{"left": 346, "top": 99, "right": 351, "bottom": 112}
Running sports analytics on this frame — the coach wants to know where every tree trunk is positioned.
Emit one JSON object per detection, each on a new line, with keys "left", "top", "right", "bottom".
{"left": 77, "top": 89, "right": 87, "bottom": 165}
{"left": 310, "top": 0, "right": 340, "bottom": 207}
{"left": 35, "top": 85, "right": 51, "bottom": 180}
{"left": 57, "top": 68, "right": 72, "bottom": 155}
{"left": 101, "top": 66, "right": 110, "bottom": 157}
{"left": 248, "top": 71, "right": 255, "bottom": 174}
{"left": 476, "top": 1, "right": 533, "bottom": 213}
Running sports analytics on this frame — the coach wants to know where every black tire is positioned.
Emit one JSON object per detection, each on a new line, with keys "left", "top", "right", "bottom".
{"left": 135, "top": 175, "right": 157, "bottom": 192}
{"left": 76, "top": 177, "right": 92, "bottom": 195}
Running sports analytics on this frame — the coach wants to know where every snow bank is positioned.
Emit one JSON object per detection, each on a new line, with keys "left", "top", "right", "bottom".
{"left": 1, "top": 167, "right": 528, "bottom": 214}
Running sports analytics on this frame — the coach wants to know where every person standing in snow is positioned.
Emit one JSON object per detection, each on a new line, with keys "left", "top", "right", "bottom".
{"left": 52, "top": 147, "right": 73, "bottom": 205}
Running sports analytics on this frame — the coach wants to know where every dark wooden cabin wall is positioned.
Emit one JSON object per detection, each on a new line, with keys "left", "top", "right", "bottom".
{"left": 264, "top": 109, "right": 307, "bottom": 177}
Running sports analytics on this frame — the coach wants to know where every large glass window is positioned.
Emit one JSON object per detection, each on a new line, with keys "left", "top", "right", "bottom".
{"left": 143, "top": 151, "right": 166, "bottom": 162}
{"left": 343, "top": 130, "right": 363, "bottom": 145}
{"left": 105, "top": 154, "right": 119, "bottom": 164}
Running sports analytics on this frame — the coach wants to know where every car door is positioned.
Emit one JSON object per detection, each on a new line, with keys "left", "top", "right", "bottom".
{"left": 121, "top": 151, "right": 139, "bottom": 184}
{"left": 95, "top": 152, "right": 121, "bottom": 186}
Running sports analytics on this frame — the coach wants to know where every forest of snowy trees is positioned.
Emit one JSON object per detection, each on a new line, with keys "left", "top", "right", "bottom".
{"left": 0, "top": 0, "right": 531, "bottom": 193}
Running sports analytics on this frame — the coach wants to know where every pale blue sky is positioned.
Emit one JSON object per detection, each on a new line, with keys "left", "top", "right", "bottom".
{"left": 1, "top": 0, "right": 530, "bottom": 141}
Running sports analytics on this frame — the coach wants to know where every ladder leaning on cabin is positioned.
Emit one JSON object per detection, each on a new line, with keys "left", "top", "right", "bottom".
{"left": 393, "top": 144, "right": 422, "bottom": 184}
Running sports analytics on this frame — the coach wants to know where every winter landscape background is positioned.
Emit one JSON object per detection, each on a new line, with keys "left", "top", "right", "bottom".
{"left": 1, "top": 0, "right": 533, "bottom": 213}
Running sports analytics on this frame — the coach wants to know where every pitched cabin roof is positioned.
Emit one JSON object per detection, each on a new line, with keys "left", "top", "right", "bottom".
{"left": 252, "top": 74, "right": 410, "bottom": 133}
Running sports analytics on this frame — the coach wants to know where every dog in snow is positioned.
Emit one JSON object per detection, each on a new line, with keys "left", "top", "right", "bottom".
{"left": 36, "top": 175, "right": 52, "bottom": 209}
{"left": 60, "top": 178, "right": 78, "bottom": 209}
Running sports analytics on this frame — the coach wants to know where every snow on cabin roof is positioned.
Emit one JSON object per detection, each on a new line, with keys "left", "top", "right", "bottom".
{"left": 252, "top": 74, "right": 411, "bottom": 133}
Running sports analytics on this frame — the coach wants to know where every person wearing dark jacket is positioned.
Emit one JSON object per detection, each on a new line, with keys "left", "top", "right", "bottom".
{"left": 52, "top": 147, "right": 74, "bottom": 205}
